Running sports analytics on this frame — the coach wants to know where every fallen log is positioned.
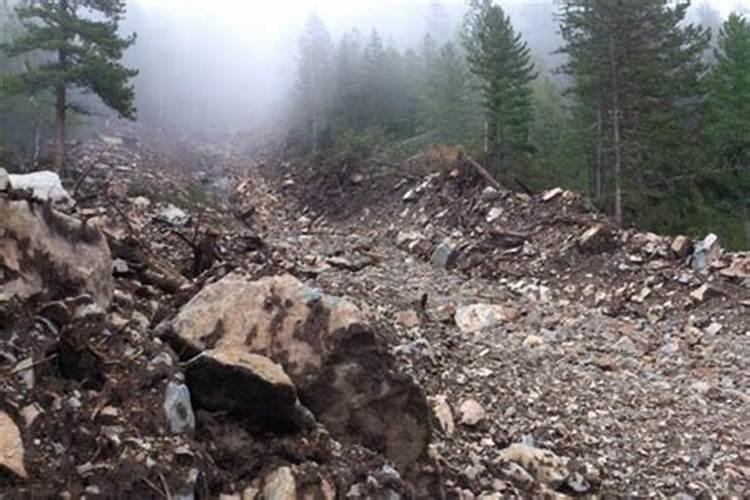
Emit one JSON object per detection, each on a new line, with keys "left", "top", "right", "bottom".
{"left": 460, "top": 153, "right": 504, "bottom": 192}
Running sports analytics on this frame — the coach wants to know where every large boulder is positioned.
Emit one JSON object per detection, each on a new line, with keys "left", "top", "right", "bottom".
{"left": 161, "top": 273, "right": 433, "bottom": 486}
{"left": 0, "top": 198, "right": 113, "bottom": 307}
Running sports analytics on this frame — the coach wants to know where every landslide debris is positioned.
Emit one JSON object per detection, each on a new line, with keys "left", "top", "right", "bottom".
{"left": 2, "top": 132, "right": 748, "bottom": 499}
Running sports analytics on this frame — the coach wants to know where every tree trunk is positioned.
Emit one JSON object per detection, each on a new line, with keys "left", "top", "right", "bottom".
{"left": 608, "top": 34, "right": 623, "bottom": 226}
{"left": 54, "top": 1, "right": 68, "bottom": 174}
{"left": 487, "top": 111, "right": 499, "bottom": 175}
{"left": 595, "top": 104, "right": 604, "bottom": 202}
{"left": 54, "top": 82, "right": 66, "bottom": 174}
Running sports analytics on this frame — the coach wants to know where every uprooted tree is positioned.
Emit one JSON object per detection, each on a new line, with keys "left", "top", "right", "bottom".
{"left": 1, "top": 0, "right": 138, "bottom": 174}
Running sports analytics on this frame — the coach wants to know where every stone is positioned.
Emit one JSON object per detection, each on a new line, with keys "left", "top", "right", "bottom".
{"left": 720, "top": 256, "right": 750, "bottom": 280}
{"left": 480, "top": 186, "right": 502, "bottom": 202}
{"left": 431, "top": 239, "right": 460, "bottom": 270}
{"left": 486, "top": 207, "right": 503, "bottom": 223}
{"left": 577, "top": 224, "right": 615, "bottom": 253}
{"left": 185, "top": 351, "right": 304, "bottom": 431}
{"left": 21, "top": 404, "right": 42, "bottom": 427}
{"left": 542, "top": 187, "right": 564, "bottom": 202}
{"left": 403, "top": 178, "right": 431, "bottom": 203}
{"left": 263, "top": 466, "right": 296, "bottom": 500}
{"left": 8, "top": 170, "right": 71, "bottom": 205}
{"left": 691, "top": 233, "right": 719, "bottom": 272}
{"left": 0, "top": 412, "right": 27, "bottom": 479}
{"left": 0, "top": 168, "right": 8, "bottom": 191}
{"left": 458, "top": 399, "right": 486, "bottom": 426}
{"left": 497, "top": 443, "right": 569, "bottom": 487}
{"left": 704, "top": 322, "right": 722, "bottom": 335}
{"left": 429, "top": 395, "right": 455, "bottom": 437}
{"left": 0, "top": 199, "right": 113, "bottom": 307}
{"left": 395, "top": 309, "right": 420, "bottom": 328}
{"left": 162, "top": 273, "right": 432, "bottom": 474}
{"left": 690, "top": 284, "right": 718, "bottom": 302}
{"left": 113, "top": 259, "right": 130, "bottom": 276}
{"left": 670, "top": 236, "right": 692, "bottom": 259}
{"left": 242, "top": 487, "right": 260, "bottom": 500}
{"left": 157, "top": 204, "right": 189, "bottom": 227}
{"left": 131, "top": 196, "right": 151, "bottom": 210}
{"left": 454, "top": 304, "right": 519, "bottom": 333}
{"left": 163, "top": 381, "right": 195, "bottom": 435}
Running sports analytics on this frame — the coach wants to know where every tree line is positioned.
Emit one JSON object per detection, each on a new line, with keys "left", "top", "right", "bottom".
{"left": 291, "top": 0, "right": 750, "bottom": 249}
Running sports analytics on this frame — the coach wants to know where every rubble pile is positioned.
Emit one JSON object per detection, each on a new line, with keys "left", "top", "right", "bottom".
{"left": 2, "top": 132, "right": 749, "bottom": 499}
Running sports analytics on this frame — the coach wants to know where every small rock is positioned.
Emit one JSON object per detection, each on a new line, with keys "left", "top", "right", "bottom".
{"left": 481, "top": 186, "right": 501, "bottom": 202}
{"left": 497, "top": 443, "right": 569, "bottom": 487}
{"left": 242, "top": 487, "right": 260, "bottom": 500}
{"left": 131, "top": 196, "right": 151, "bottom": 210}
{"left": 395, "top": 310, "right": 420, "bottom": 328}
{"left": 395, "top": 231, "right": 423, "bottom": 248}
{"left": 263, "top": 466, "right": 296, "bottom": 500}
{"left": 164, "top": 381, "right": 195, "bottom": 435}
{"left": 0, "top": 168, "right": 8, "bottom": 191}
{"left": 113, "top": 259, "right": 130, "bottom": 276}
{"left": 431, "top": 239, "right": 460, "bottom": 270}
{"left": 429, "top": 395, "right": 455, "bottom": 436}
{"left": 157, "top": 204, "right": 189, "bottom": 227}
{"left": 458, "top": 399, "right": 486, "bottom": 426}
{"left": 670, "top": 236, "right": 692, "bottom": 259}
{"left": 455, "top": 304, "right": 519, "bottom": 333}
{"left": 21, "top": 404, "right": 42, "bottom": 428}
{"left": 403, "top": 178, "right": 431, "bottom": 202}
{"left": 691, "top": 233, "right": 719, "bottom": 272}
{"left": 486, "top": 207, "right": 503, "bottom": 223}
{"left": 704, "top": 322, "right": 722, "bottom": 335}
{"left": 690, "top": 284, "right": 718, "bottom": 302}
{"left": 0, "top": 412, "right": 27, "bottom": 479}
{"left": 522, "top": 334, "right": 547, "bottom": 349}
{"left": 720, "top": 256, "right": 750, "bottom": 279}
{"left": 542, "top": 187, "right": 563, "bottom": 202}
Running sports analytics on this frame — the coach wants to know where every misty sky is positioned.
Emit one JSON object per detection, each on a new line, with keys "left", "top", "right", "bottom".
{"left": 127, "top": 0, "right": 745, "bottom": 133}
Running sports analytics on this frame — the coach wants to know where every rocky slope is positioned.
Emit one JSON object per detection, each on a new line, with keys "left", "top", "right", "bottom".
{"left": 1, "top": 133, "right": 748, "bottom": 499}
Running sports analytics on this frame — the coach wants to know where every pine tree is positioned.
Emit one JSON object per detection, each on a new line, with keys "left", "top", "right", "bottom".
{"left": 2, "top": 0, "right": 138, "bottom": 173}
{"left": 704, "top": 12, "right": 750, "bottom": 247}
{"left": 462, "top": 0, "right": 535, "bottom": 178}
{"left": 558, "top": 0, "right": 709, "bottom": 225}
{"left": 420, "top": 42, "right": 477, "bottom": 144}
{"left": 295, "top": 13, "right": 335, "bottom": 152}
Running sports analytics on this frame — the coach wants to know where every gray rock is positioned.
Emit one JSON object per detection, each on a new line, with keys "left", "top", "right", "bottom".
{"left": 691, "top": 233, "right": 719, "bottom": 272}
{"left": 164, "top": 381, "right": 195, "bottom": 435}
{"left": 431, "top": 239, "right": 459, "bottom": 269}
{"left": 158, "top": 204, "right": 189, "bottom": 227}
{"left": 402, "top": 178, "right": 431, "bottom": 202}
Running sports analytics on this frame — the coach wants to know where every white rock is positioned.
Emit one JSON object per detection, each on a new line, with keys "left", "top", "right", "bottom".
{"left": 455, "top": 304, "right": 519, "bottom": 333}
{"left": 486, "top": 207, "right": 503, "bottom": 223}
{"left": 158, "top": 204, "right": 189, "bottom": 227}
{"left": 542, "top": 187, "right": 563, "bottom": 202}
{"left": 263, "top": 466, "right": 296, "bottom": 500}
{"left": 163, "top": 381, "right": 195, "bottom": 435}
{"left": 458, "top": 399, "right": 486, "bottom": 426}
{"left": 8, "top": 170, "right": 71, "bottom": 205}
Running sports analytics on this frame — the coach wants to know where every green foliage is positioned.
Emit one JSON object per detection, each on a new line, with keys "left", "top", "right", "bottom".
{"left": 462, "top": 0, "right": 536, "bottom": 177}
{"left": 3, "top": 0, "right": 138, "bottom": 118}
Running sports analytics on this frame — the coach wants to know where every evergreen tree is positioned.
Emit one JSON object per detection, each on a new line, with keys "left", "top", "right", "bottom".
{"left": 558, "top": 0, "right": 709, "bottom": 225}
{"left": 2, "top": 0, "right": 138, "bottom": 173}
{"left": 462, "top": 0, "right": 535, "bottom": 178}
{"left": 334, "top": 28, "right": 364, "bottom": 129}
{"left": 420, "top": 42, "right": 477, "bottom": 144}
{"left": 295, "top": 13, "right": 335, "bottom": 152}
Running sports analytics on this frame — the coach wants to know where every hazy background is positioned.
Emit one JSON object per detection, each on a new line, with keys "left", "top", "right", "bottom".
{"left": 124, "top": 0, "right": 744, "bottom": 135}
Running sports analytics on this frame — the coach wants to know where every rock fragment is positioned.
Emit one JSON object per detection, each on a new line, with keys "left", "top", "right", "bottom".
{"left": 263, "top": 466, "right": 296, "bottom": 500}
{"left": 455, "top": 304, "right": 519, "bottom": 333}
{"left": 429, "top": 395, "right": 455, "bottom": 436}
{"left": 497, "top": 443, "right": 569, "bottom": 488}
{"left": 458, "top": 399, "right": 486, "bottom": 426}
{"left": 691, "top": 233, "right": 719, "bottom": 272}
{"left": 0, "top": 412, "right": 27, "bottom": 479}
{"left": 431, "top": 239, "right": 460, "bottom": 270}
{"left": 164, "top": 381, "right": 195, "bottom": 435}
{"left": 577, "top": 224, "right": 615, "bottom": 253}
{"left": 0, "top": 168, "right": 8, "bottom": 191}
{"left": 670, "top": 235, "right": 692, "bottom": 259}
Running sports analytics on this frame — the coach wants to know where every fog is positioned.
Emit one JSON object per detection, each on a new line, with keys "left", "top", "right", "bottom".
{"left": 124, "top": 0, "right": 743, "bottom": 136}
